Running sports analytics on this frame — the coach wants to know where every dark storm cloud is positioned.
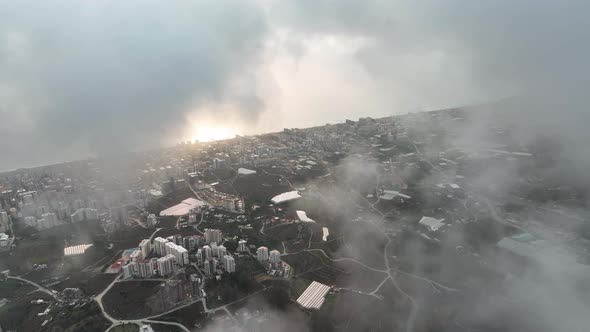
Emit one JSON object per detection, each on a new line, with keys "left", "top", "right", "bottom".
{"left": 269, "top": 2, "right": 590, "bottom": 331}
{"left": 274, "top": 0, "right": 590, "bottom": 112}
{"left": 0, "top": 0, "right": 267, "bottom": 170}
{"left": 273, "top": 0, "right": 590, "bottom": 176}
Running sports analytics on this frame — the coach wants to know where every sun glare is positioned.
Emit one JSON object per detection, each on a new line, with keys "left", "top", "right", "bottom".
{"left": 191, "top": 126, "right": 235, "bottom": 143}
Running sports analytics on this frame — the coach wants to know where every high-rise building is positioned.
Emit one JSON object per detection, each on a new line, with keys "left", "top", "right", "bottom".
{"left": 137, "top": 259, "right": 154, "bottom": 278}
{"left": 176, "top": 246, "right": 189, "bottom": 266}
{"left": 203, "top": 245, "right": 212, "bottom": 259}
{"left": 269, "top": 250, "right": 281, "bottom": 264}
{"left": 204, "top": 228, "right": 222, "bottom": 244}
{"left": 0, "top": 211, "right": 10, "bottom": 233}
{"left": 41, "top": 213, "right": 58, "bottom": 228}
{"left": 188, "top": 235, "right": 201, "bottom": 251}
{"left": 130, "top": 249, "right": 142, "bottom": 262}
{"left": 237, "top": 239, "right": 247, "bottom": 253}
{"left": 174, "top": 234, "right": 183, "bottom": 245}
{"left": 257, "top": 246, "right": 269, "bottom": 261}
{"left": 24, "top": 216, "right": 36, "bottom": 227}
{"left": 154, "top": 237, "right": 168, "bottom": 256}
{"left": 211, "top": 258, "right": 218, "bottom": 275}
{"left": 223, "top": 255, "right": 236, "bottom": 273}
{"left": 190, "top": 274, "right": 200, "bottom": 297}
{"left": 203, "top": 259, "right": 213, "bottom": 277}
{"left": 210, "top": 242, "right": 218, "bottom": 257}
{"left": 196, "top": 249, "right": 203, "bottom": 266}
{"left": 217, "top": 245, "right": 227, "bottom": 258}
{"left": 166, "top": 242, "right": 176, "bottom": 256}
{"left": 157, "top": 254, "right": 177, "bottom": 277}
{"left": 139, "top": 239, "right": 151, "bottom": 259}
{"left": 122, "top": 263, "right": 134, "bottom": 279}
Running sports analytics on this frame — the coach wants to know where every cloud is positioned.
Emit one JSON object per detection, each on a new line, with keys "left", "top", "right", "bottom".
{"left": 2, "top": 0, "right": 590, "bottom": 175}
{"left": 0, "top": 0, "right": 268, "bottom": 170}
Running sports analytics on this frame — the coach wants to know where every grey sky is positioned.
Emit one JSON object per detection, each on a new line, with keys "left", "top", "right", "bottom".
{"left": 1, "top": 0, "right": 589, "bottom": 170}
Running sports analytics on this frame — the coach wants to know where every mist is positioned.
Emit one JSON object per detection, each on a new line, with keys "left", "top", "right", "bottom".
{"left": 2, "top": 0, "right": 589, "bottom": 171}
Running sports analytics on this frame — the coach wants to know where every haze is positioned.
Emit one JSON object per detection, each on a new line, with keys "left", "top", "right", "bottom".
{"left": 0, "top": 1, "right": 588, "bottom": 169}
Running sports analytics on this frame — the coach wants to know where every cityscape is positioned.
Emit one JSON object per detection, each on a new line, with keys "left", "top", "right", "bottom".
{"left": 1, "top": 1, "right": 589, "bottom": 332}
{"left": 1, "top": 106, "right": 589, "bottom": 331}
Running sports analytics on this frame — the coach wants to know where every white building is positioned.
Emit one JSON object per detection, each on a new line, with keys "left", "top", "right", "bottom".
{"left": 204, "top": 259, "right": 213, "bottom": 277}
{"left": 64, "top": 244, "right": 93, "bottom": 257}
{"left": 418, "top": 216, "right": 446, "bottom": 232}
{"left": 122, "top": 263, "right": 135, "bottom": 279}
{"left": 223, "top": 255, "right": 236, "bottom": 273}
{"left": 137, "top": 259, "right": 154, "bottom": 278}
{"left": 139, "top": 239, "right": 151, "bottom": 259}
{"left": 257, "top": 246, "right": 269, "bottom": 261}
{"left": 210, "top": 242, "right": 218, "bottom": 257}
{"left": 271, "top": 191, "right": 301, "bottom": 204}
{"left": 41, "top": 213, "right": 58, "bottom": 228}
{"left": 147, "top": 214, "right": 158, "bottom": 227}
{"left": 238, "top": 239, "right": 247, "bottom": 253}
{"left": 130, "top": 249, "right": 142, "bottom": 262}
{"left": 217, "top": 245, "right": 227, "bottom": 258}
{"left": 154, "top": 237, "right": 168, "bottom": 256}
{"left": 296, "top": 281, "right": 331, "bottom": 309}
{"left": 188, "top": 214, "right": 197, "bottom": 223}
{"left": 196, "top": 249, "right": 203, "bottom": 266}
{"left": 203, "top": 245, "right": 212, "bottom": 260}
{"left": 165, "top": 241, "right": 176, "bottom": 256}
{"left": 0, "top": 233, "right": 9, "bottom": 248}
{"left": 163, "top": 242, "right": 189, "bottom": 266}
{"left": 204, "top": 229, "right": 222, "bottom": 244}
{"left": 140, "top": 325, "right": 155, "bottom": 332}
{"left": 176, "top": 246, "right": 189, "bottom": 265}
{"left": 269, "top": 250, "right": 281, "bottom": 264}
{"left": 0, "top": 211, "right": 10, "bottom": 233}
{"left": 157, "top": 254, "right": 176, "bottom": 277}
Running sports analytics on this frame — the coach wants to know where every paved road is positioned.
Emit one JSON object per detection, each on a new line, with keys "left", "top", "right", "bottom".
{"left": 8, "top": 276, "right": 57, "bottom": 299}
{"left": 95, "top": 271, "right": 265, "bottom": 331}
{"left": 149, "top": 228, "right": 163, "bottom": 241}
{"left": 94, "top": 274, "right": 122, "bottom": 324}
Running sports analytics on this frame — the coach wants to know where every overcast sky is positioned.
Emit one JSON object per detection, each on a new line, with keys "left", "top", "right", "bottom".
{"left": 0, "top": 0, "right": 588, "bottom": 170}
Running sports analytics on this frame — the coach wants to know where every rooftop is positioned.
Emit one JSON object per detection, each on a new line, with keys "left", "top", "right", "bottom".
{"left": 297, "top": 281, "right": 331, "bottom": 309}
{"left": 64, "top": 244, "right": 93, "bottom": 256}
{"left": 160, "top": 197, "right": 206, "bottom": 216}
{"left": 271, "top": 191, "right": 301, "bottom": 204}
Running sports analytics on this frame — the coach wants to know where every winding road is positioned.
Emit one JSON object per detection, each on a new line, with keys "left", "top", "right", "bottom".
{"left": 7, "top": 276, "right": 57, "bottom": 299}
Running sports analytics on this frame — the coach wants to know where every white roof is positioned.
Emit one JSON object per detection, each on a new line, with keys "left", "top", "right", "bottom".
{"left": 64, "top": 244, "right": 93, "bottom": 256}
{"left": 296, "top": 210, "right": 315, "bottom": 222}
{"left": 238, "top": 168, "right": 256, "bottom": 175}
{"left": 322, "top": 227, "right": 329, "bottom": 241}
{"left": 160, "top": 197, "right": 206, "bottom": 216}
{"left": 271, "top": 191, "right": 302, "bottom": 204}
{"left": 379, "top": 192, "right": 397, "bottom": 200}
{"left": 419, "top": 216, "right": 445, "bottom": 232}
{"left": 297, "top": 281, "right": 331, "bottom": 309}
{"left": 449, "top": 183, "right": 461, "bottom": 189}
